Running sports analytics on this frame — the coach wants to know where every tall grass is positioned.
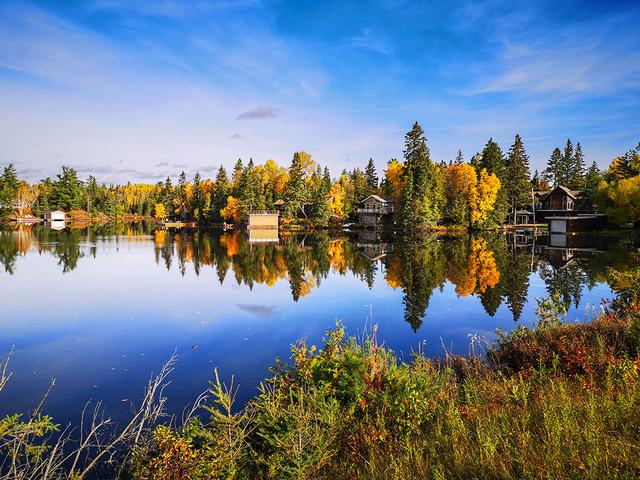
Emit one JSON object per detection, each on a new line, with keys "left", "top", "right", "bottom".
{"left": 126, "top": 312, "right": 640, "bottom": 480}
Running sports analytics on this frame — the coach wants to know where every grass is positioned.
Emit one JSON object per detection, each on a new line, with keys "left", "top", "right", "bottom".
{"left": 125, "top": 308, "right": 640, "bottom": 480}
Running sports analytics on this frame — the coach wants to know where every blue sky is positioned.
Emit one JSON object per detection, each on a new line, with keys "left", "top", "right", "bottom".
{"left": 0, "top": 0, "right": 638, "bottom": 182}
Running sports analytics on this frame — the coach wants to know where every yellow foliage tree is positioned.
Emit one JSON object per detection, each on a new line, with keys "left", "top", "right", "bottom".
{"left": 154, "top": 203, "right": 166, "bottom": 220}
{"left": 328, "top": 180, "right": 347, "bottom": 219}
{"left": 220, "top": 196, "right": 241, "bottom": 222}
{"left": 473, "top": 169, "right": 501, "bottom": 226}
{"left": 384, "top": 159, "right": 404, "bottom": 196}
{"left": 446, "top": 164, "right": 500, "bottom": 228}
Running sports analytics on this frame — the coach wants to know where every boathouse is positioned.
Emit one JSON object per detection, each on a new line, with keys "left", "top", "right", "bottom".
{"left": 44, "top": 210, "right": 65, "bottom": 222}
{"left": 547, "top": 214, "right": 606, "bottom": 233}
{"left": 247, "top": 210, "right": 279, "bottom": 242}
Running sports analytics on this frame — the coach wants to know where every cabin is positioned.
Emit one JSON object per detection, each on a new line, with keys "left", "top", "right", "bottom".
{"left": 44, "top": 210, "right": 65, "bottom": 222}
{"left": 533, "top": 186, "right": 582, "bottom": 221}
{"left": 357, "top": 195, "right": 394, "bottom": 227}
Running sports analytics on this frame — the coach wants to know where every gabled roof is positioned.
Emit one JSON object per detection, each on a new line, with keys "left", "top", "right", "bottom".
{"left": 540, "top": 185, "right": 581, "bottom": 199}
{"left": 361, "top": 194, "right": 389, "bottom": 204}
{"left": 273, "top": 199, "right": 285, "bottom": 205}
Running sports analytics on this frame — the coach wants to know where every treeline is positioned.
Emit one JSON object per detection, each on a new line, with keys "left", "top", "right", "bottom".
{"left": 1, "top": 122, "right": 638, "bottom": 226}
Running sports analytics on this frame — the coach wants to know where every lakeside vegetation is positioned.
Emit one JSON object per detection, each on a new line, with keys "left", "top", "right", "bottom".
{"left": 2, "top": 262, "right": 639, "bottom": 479}
{"left": 1, "top": 124, "right": 639, "bottom": 228}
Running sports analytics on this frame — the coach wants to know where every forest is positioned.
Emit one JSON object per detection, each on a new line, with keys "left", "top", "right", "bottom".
{"left": 1, "top": 122, "right": 639, "bottom": 228}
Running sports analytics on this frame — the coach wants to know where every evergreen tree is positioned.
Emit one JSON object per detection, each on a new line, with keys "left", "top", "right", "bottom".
{"left": 50, "top": 166, "right": 83, "bottom": 211}
{"left": 505, "top": 134, "right": 531, "bottom": 218}
{"left": 546, "top": 147, "right": 564, "bottom": 186}
{"left": 161, "top": 176, "right": 173, "bottom": 217}
{"left": 0, "top": 163, "right": 19, "bottom": 218}
{"left": 570, "top": 142, "right": 585, "bottom": 188}
{"left": 284, "top": 152, "right": 308, "bottom": 218}
{"left": 400, "top": 122, "right": 440, "bottom": 231}
{"left": 232, "top": 158, "right": 244, "bottom": 196}
{"left": 85, "top": 176, "right": 99, "bottom": 214}
{"left": 454, "top": 149, "right": 464, "bottom": 165}
{"left": 213, "top": 166, "right": 230, "bottom": 221}
{"left": 479, "top": 138, "right": 508, "bottom": 225}
{"left": 175, "top": 171, "right": 189, "bottom": 220}
{"left": 364, "top": 158, "right": 378, "bottom": 192}
{"left": 192, "top": 172, "right": 203, "bottom": 221}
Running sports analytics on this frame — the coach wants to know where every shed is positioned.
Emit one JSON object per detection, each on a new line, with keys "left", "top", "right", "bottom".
{"left": 44, "top": 210, "right": 65, "bottom": 222}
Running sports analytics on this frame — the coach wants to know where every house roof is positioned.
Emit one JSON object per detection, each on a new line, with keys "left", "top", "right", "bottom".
{"left": 542, "top": 185, "right": 581, "bottom": 199}
{"left": 361, "top": 194, "right": 389, "bottom": 204}
{"left": 274, "top": 199, "right": 285, "bottom": 205}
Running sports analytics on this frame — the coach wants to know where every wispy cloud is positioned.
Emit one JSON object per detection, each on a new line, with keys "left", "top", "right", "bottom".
{"left": 345, "top": 28, "right": 394, "bottom": 55}
{"left": 465, "top": 10, "right": 640, "bottom": 96}
{"left": 236, "top": 106, "right": 280, "bottom": 120}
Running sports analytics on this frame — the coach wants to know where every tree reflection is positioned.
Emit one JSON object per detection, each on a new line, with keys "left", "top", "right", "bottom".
{"left": 2, "top": 224, "right": 638, "bottom": 332}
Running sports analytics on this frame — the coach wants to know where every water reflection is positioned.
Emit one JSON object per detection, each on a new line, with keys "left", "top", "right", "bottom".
{"left": 2, "top": 223, "right": 639, "bottom": 332}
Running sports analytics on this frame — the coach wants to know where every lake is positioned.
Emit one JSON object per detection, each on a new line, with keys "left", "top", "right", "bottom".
{"left": 0, "top": 224, "right": 637, "bottom": 426}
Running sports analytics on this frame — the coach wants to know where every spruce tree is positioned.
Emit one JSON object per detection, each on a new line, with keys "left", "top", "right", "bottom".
{"left": 51, "top": 166, "right": 83, "bottom": 211}
{"left": 213, "top": 166, "right": 230, "bottom": 221}
{"left": 400, "top": 122, "right": 439, "bottom": 230}
{"left": 546, "top": 147, "right": 563, "bottom": 186}
{"left": 454, "top": 149, "right": 464, "bottom": 165}
{"left": 192, "top": 172, "right": 202, "bottom": 221}
{"left": 505, "top": 134, "right": 531, "bottom": 216}
{"left": 0, "top": 164, "right": 19, "bottom": 218}
{"left": 232, "top": 158, "right": 243, "bottom": 196}
{"left": 284, "top": 152, "right": 308, "bottom": 218}
{"left": 479, "top": 138, "right": 508, "bottom": 225}
{"left": 364, "top": 158, "right": 378, "bottom": 192}
{"left": 571, "top": 142, "right": 586, "bottom": 188}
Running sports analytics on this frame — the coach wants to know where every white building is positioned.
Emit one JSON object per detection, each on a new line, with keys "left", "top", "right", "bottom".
{"left": 44, "top": 210, "right": 65, "bottom": 222}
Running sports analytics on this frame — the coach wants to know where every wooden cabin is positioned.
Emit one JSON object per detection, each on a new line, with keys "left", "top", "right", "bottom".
{"left": 534, "top": 186, "right": 582, "bottom": 221}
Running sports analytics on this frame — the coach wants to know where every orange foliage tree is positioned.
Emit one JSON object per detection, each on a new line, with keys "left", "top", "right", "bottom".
{"left": 220, "top": 196, "right": 241, "bottom": 222}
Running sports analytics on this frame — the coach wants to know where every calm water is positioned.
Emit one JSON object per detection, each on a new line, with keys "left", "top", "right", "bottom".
{"left": 0, "top": 223, "right": 637, "bottom": 426}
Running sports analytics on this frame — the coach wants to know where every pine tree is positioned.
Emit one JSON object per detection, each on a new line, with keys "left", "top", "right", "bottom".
{"left": 0, "top": 164, "right": 19, "bottom": 217}
{"left": 454, "top": 149, "right": 464, "bottom": 165}
{"left": 284, "top": 152, "right": 308, "bottom": 218}
{"left": 212, "top": 166, "right": 230, "bottom": 221}
{"left": 232, "top": 158, "right": 243, "bottom": 196}
{"left": 175, "top": 171, "right": 189, "bottom": 220}
{"left": 505, "top": 134, "right": 531, "bottom": 217}
{"left": 479, "top": 138, "right": 508, "bottom": 225}
{"left": 50, "top": 166, "right": 83, "bottom": 211}
{"left": 192, "top": 172, "right": 203, "bottom": 221}
{"left": 364, "top": 158, "right": 378, "bottom": 192}
{"left": 571, "top": 142, "right": 585, "bottom": 188}
{"left": 400, "top": 121, "right": 439, "bottom": 231}
{"left": 161, "top": 176, "right": 173, "bottom": 217}
{"left": 546, "top": 147, "right": 563, "bottom": 186}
